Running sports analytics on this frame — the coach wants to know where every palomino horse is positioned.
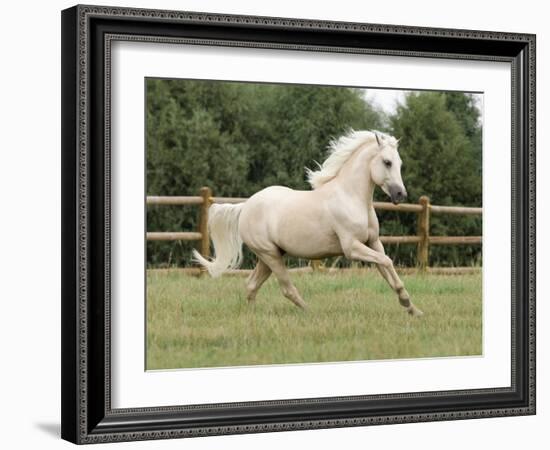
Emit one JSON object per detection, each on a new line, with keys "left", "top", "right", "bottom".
{"left": 193, "top": 130, "right": 423, "bottom": 316}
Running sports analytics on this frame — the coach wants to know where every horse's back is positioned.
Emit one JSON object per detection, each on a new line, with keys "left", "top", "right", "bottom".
{"left": 239, "top": 186, "right": 342, "bottom": 258}
{"left": 248, "top": 185, "right": 295, "bottom": 202}
{"left": 241, "top": 185, "right": 309, "bottom": 220}
{"left": 240, "top": 186, "right": 298, "bottom": 229}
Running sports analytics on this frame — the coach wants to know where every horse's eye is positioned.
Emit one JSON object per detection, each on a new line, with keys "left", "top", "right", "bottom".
{"left": 383, "top": 160, "right": 392, "bottom": 168}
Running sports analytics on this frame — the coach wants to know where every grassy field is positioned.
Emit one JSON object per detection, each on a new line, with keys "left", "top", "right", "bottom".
{"left": 146, "top": 269, "right": 482, "bottom": 370}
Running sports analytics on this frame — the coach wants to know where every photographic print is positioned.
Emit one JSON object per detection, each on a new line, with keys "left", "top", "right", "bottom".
{"left": 61, "top": 6, "right": 535, "bottom": 443}
{"left": 145, "top": 79, "right": 483, "bottom": 371}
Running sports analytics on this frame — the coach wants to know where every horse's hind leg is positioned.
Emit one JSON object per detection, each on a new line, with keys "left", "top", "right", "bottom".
{"left": 259, "top": 251, "right": 307, "bottom": 309}
{"left": 246, "top": 259, "right": 272, "bottom": 303}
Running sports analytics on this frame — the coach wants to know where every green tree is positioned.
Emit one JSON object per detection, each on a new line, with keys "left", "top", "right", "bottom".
{"left": 444, "top": 92, "right": 482, "bottom": 176}
{"left": 146, "top": 81, "right": 482, "bottom": 268}
{"left": 241, "top": 84, "right": 382, "bottom": 192}
{"left": 387, "top": 91, "right": 482, "bottom": 266}
{"left": 146, "top": 79, "right": 383, "bottom": 267}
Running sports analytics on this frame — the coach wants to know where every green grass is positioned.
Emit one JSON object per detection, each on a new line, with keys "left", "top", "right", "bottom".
{"left": 146, "top": 270, "right": 482, "bottom": 370}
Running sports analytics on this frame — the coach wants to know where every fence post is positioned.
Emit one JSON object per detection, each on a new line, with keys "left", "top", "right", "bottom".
{"left": 417, "top": 195, "right": 430, "bottom": 270}
{"left": 311, "top": 260, "right": 322, "bottom": 272}
{"left": 198, "top": 187, "right": 213, "bottom": 267}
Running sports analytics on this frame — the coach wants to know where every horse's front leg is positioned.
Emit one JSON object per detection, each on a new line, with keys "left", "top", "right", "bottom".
{"left": 345, "top": 239, "right": 423, "bottom": 316}
{"left": 367, "top": 239, "right": 423, "bottom": 316}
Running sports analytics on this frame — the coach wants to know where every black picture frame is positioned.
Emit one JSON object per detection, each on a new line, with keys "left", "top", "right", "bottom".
{"left": 61, "top": 4, "right": 536, "bottom": 444}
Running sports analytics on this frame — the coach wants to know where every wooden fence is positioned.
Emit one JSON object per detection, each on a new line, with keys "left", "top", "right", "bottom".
{"left": 147, "top": 187, "right": 482, "bottom": 270}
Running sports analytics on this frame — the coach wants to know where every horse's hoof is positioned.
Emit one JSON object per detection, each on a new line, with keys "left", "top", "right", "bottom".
{"left": 407, "top": 306, "right": 424, "bottom": 317}
{"left": 294, "top": 301, "right": 308, "bottom": 311}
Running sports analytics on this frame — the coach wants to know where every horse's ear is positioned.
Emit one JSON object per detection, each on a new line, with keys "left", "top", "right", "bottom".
{"left": 375, "top": 132, "right": 382, "bottom": 147}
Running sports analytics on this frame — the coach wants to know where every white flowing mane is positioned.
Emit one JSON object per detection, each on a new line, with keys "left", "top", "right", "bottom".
{"left": 306, "top": 130, "right": 397, "bottom": 189}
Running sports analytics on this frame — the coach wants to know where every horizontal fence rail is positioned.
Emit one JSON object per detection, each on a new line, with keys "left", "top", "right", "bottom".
{"left": 429, "top": 236, "right": 482, "bottom": 245}
{"left": 147, "top": 196, "right": 203, "bottom": 206}
{"left": 146, "top": 232, "right": 203, "bottom": 241}
{"left": 147, "top": 188, "right": 482, "bottom": 270}
{"left": 429, "top": 205, "right": 483, "bottom": 215}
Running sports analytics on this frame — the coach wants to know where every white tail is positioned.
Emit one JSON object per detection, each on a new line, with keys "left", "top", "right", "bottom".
{"left": 192, "top": 203, "right": 244, "bottom": 277}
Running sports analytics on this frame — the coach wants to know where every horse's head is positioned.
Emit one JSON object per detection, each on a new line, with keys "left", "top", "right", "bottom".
{"left": 370, "top": 132, "right": 407, "bottom": 205}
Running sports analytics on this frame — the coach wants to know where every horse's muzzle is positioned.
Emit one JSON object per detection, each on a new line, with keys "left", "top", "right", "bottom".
{"left": 389, "top": 184, "right": 407, "bottom": 205}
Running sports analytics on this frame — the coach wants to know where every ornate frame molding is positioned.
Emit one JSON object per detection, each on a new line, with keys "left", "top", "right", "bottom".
{"left": 61, "top": 4, "right": 536, "bottom": 444}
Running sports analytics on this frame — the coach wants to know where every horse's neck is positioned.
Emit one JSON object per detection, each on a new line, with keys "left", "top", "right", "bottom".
{"left": 335, "top": 145, "right": 376, "bottom": 207}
